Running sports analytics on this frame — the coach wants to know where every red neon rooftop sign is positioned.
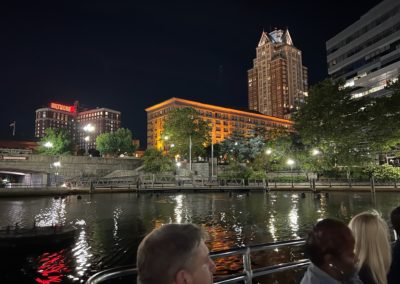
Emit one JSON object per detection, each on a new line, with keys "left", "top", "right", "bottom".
{"left": 50, "top": 102, "right": 76, "bottom": 113}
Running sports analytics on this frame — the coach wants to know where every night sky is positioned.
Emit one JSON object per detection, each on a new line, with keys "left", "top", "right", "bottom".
{"left": 0, "top": 0, "right": 382, "bottom": 146}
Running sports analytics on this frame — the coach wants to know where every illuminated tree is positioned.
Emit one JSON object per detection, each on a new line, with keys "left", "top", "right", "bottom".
{"left": 37, "top": 128, "right": 73, "bottom": 155}
{"left": 162, "top": 107, "right": 210, "bottom": 159}
{"left": 294, "top": 77, "right": 400, "bottom": 175}
{"left": 96, "top": 128, "right": 135, "bottom": 156}
{"left": 142, "top": 148, "right": 173, "bottom": 173}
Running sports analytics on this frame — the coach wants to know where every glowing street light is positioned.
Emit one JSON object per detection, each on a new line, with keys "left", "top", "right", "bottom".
{"left": 52, "top": 161, "right": 61, "bottom": 188}
{"left": 44, "top": 141, "right": 53, "bottom": 148}
{"left": 176, "top": 161, "right": 182, "bottom": 168}
{"left": 83, "top": 124, "right": 95, "bottom": 133}
{"left": 266, "top": 148, "right": 272, "bottom": 155}
{"left": 312, "top": 149, "right": 320, "bottom": 156}
{"left": 83, "top": 124, "right": 95, "bottom": 155}
{"left": 287, "top": 159, "right": 295, "bottom": 167}
{"left": 287, "top": 159, "right": 295, "bottom": 188}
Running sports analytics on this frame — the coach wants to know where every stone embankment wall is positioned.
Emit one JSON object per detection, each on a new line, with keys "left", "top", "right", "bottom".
{"left": 0, "top": 155, "right": 142, "bottom": 178}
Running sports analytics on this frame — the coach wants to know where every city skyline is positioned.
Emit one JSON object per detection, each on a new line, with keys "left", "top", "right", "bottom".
{"left": 0, "top": 0, "right": 382, "bottom": 145}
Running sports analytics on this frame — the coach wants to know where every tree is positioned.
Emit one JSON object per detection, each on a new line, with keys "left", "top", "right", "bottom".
{"left": 96, "top": 128, "right": 135, "bottom": 156}
{"left": 162, "top": 107, "right": 210, "bottom": 159}
{"left": 142, "top": 148, "right": 173, "bottom": 173}
{"left": 219, "top": 130, "right": 266, "bottom": 163}
{"left": 294, "top": 77, "right": 400, "bottom": 177}
{"left": 36, "top": 128, "right": 73, "bottom": 155}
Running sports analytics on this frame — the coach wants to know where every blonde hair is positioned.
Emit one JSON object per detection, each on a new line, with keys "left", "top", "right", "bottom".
{"left": 349, "top": 211, "right": 391, "bottom": 284}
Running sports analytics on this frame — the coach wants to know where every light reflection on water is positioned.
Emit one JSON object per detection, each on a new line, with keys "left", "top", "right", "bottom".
{"left": 289, "top": 194, "right": 299, "bottom": 239}
{"left": 0, "top": 192, "right": 400, "bottom": 283}
{"left": 35, "top": 199, "right": 67, "bottom": 227}
{"left": 174, "top": 194, "right": 184, "bottom": 224}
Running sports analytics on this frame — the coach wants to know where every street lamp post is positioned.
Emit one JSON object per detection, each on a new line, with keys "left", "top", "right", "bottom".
{"left": 189, "top": 135, "right": 192, "bottom": 172}
{"left": 162, "top": 135, "right": 170, "bottom": 155}
{"left": 211, "top": 142, "right": 214, "bottom": 180}
{"left": 44, "top": 142, "right": 54, "bottom": 187}
{"left": 83, "top": 124, "right": 95, "bottom": 155}
{"left": 52, "top": 161, "right": 61, "bottom": 188}
{"left": 84, "top": 136, "right": 90, "bottom": 155}
{"left": 287, "top": 159, "right": 295, "bottom": 188}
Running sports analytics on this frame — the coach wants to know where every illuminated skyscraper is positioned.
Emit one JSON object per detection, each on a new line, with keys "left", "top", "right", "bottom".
{"left": 248, "top": 29, "right": 308, "bottom": 118}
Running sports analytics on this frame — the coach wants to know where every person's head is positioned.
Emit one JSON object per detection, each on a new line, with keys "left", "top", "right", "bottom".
{"left": 137, "top": 223, "right": 216, "bottom": 284}
{"left": 305, "top": 218, "right": 357, "bottom": 281}
{"left": 390, "top": 206, "right": 400, "bottom": 238}
{"left": 349, "top": 211, "right": 391, "bottom": 284}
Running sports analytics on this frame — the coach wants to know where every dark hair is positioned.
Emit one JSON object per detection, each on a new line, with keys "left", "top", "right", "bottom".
{"left": 137, "top": 223, "right": 207, "bottom": 284}
{"left": 390, "top": 206, "right": 400, "bottom": 236}
{"left": 305, "top": 218, "right": 354, "bottom": 266}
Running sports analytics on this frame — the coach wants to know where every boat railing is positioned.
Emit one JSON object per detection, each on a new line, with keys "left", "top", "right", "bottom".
{"left": 85, "top": 238, "right": 309, "bottom": 284}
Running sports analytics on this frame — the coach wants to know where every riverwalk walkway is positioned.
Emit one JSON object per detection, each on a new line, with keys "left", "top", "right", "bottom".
{"left": 0, "top": 179, "right": 399, "bottom": 197}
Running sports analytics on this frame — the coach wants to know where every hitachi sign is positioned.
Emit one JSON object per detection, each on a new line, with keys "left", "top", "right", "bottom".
{"left": 50, "top": 103, "right": 76, "bottom": 113}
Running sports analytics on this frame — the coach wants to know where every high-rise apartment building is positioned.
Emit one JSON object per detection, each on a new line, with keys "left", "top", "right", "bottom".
{"left": 146, "top": 97, "right": 292, "bottom": 150}
{"left": 327, "top": 0, "right": 400, "bottom": 98}
{"left": 248, "top": 29, "right": 308, "bottom": 118}
{"left": 35, "top": 102, "right": 121, "bottom": 150}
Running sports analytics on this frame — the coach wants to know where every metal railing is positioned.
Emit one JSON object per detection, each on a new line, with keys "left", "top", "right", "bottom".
{"left": 85, "top": 239, "right": 309, "bottom": 284}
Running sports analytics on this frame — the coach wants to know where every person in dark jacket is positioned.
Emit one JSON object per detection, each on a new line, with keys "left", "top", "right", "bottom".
{"left": 300, "top": 218, "right": 362, "bottom": 284}
{"left": 388, "top": 206, "right": 400, "bottom": 284}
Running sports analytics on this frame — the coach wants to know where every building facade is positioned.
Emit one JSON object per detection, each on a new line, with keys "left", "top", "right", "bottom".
{"left": 145, "top": 97, "right": 293, "bottom": 150}
{"left": 76, "top": 108, "right": 121, "bottom": 150}
{"left": 248, "top": 29, "right": 308, "bottom": 118}
{"left": 35, "top": 102, "right": 78, "bottom": 141}
{"left": 35, "top": 102, "right": 121, "bottom": 150}
{"left": 326, "top": 0, "right": 400, "bottom": 98}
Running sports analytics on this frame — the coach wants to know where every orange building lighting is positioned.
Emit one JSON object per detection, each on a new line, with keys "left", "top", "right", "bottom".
{"left": 145, "top": 97, "right": 293, "bottom": 150}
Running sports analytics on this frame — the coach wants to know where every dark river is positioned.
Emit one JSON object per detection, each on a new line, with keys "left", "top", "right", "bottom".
{"left": 1, "top": 191, "right": 399, "bottom": 284}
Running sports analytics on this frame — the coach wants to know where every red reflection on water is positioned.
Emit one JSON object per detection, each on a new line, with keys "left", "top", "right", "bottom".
{"left": 35, "top": 249, "right": 71, "bottom": 284}
{"left": 205, "top": 225, "right": 242, "bottom": 275}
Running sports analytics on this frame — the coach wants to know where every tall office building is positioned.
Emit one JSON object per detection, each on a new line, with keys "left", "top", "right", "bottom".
{"left": 326, "top": 0, "right": 400, "bottom": 98}
{"left": 248, "top": 29, "right": 308, "bottom": 118}
{"left": 146, "top": 97, "right": 292, "bottom": 150}
{"left": 35, "top": 102, "right": 121, "bottom": 150}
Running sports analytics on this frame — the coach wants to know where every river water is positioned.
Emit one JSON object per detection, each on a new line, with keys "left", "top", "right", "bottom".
{"left": 0, "top": 191, "right": 399, "bottom": 284}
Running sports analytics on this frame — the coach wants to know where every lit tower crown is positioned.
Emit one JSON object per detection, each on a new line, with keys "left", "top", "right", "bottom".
{"left": 248, "top": 28, "right": 308, "bottom": 119}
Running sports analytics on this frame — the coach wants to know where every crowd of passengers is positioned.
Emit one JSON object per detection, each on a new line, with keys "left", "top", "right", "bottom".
{"left": 135, "top": 206, "right": 400, "bottom": 284}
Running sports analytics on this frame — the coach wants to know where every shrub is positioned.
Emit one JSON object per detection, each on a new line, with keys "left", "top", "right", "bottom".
{"left": 364, "top": 164, "right": 400, "bottom": 181}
